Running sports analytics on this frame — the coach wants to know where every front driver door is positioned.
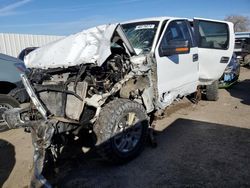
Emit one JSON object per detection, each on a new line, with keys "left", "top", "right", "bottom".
{"left": 155, "top": 19, "right": 199, "bottom": 107}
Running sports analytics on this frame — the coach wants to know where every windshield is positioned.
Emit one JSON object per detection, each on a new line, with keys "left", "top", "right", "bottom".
{"left": 122, "top": 21, "right": 159, "bottom": 54}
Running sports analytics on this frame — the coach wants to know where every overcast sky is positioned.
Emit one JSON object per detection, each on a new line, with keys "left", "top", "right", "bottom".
{"left": 0, "top": 0, "right": 249, "bottom": 35}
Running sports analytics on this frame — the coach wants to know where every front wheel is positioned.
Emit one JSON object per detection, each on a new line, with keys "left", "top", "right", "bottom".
{"left": 94, "top": 99, "right": 149, "bottom": 164}
{"left": 0, "top": 94, "right": 20, "bottom": 131}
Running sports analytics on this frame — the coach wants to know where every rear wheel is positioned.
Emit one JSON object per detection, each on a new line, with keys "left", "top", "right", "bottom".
{"left": 0, "top": 94, "right": 19, "bottom": 131}
{"left": 94, "top": 99, "right": 149, "bottom": 164}
{"left": 206, "top": 80, "right": 219, "bottom": 101}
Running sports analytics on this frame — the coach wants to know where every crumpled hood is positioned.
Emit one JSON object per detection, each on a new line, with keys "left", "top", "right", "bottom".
{"left": 24, "top": 24, "right": 118, "bottom": 69}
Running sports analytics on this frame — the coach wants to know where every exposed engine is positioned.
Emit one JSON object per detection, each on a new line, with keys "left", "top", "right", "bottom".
{"left": 26, "top": 51, "right": 131, "bottom": 127}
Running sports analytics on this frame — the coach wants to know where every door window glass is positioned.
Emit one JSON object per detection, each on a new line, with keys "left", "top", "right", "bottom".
{"left": 159, "top": 20, "right": 192, "bottom": 55}
{"left": 196, "top": 21, "right": 229, "bottom": 50}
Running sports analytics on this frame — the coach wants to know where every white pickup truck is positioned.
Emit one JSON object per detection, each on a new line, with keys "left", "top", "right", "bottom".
{"left": 3, "top": 17, "right": 234, "bottom": 187}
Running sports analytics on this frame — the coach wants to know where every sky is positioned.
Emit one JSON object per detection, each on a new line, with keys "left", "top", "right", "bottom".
{"left": 0, "top": 0, "right": 249, "bottom": 36}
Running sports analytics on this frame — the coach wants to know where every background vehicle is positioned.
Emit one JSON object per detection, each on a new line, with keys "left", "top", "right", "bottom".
{"left": 0, "top": 53, "right": 26, "bottom": 129}
{"left": 0, "top": 47, "right": 37, "bottom": 130}
{"left": 234, "top": 32, "right": 250, "bottom": 66}
{"left": 2, "top": 17, "right": 234, "bottom": 187}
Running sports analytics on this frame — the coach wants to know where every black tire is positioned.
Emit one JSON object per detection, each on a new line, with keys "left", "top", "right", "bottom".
{"left": 94, "top": 99, "right": 149, "bottom": 164}
{"left": 206, "top": 80, "right": 219, "bottom": 101}
{"left": 0, "top": 94, "right": 20, "bottom": 131}
{"left": 244, "top": 54, "right": 250, "bottom": 66}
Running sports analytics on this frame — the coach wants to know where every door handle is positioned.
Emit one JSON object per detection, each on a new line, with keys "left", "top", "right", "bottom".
{"left": 220, "top": 56, "right": 230, "bottom": 63}
{"left": 193, "top": 54, "right": 198, "bottom": 62}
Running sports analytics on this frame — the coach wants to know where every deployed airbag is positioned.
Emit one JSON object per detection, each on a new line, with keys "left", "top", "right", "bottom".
{"left": 24, "top": 24, "right": 118, "bottom": 69}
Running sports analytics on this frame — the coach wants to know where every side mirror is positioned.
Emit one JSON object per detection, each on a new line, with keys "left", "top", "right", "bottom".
{"left": 159, "top": 39, "right": 190, "bottom": 57}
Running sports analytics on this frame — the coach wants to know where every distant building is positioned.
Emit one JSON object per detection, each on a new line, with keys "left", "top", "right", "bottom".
{"left": 0, "top": 33, "right": 64, "bottom": 57}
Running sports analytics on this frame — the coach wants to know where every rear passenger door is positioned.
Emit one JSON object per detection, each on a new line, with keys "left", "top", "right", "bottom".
{"left": 193, "top": 18, "right": 235, "bottom": 83}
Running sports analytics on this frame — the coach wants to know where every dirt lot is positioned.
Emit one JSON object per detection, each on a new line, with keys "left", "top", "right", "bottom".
{"left": 1, "top": 67, "right": 250, "bottom": 188}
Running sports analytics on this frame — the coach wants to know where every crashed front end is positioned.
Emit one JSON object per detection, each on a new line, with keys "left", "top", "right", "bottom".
{"left": 3, "top": 24, "right": 157, "bottom": 187}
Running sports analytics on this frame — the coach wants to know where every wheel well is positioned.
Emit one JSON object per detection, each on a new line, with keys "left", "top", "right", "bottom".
{"left": 0, "top": 81, "right": 17, "bottom": 94}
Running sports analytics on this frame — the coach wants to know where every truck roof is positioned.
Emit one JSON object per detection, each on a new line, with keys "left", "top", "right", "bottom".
{"left": 122, "top": 16, "right": 184, "bottom": 24}
{"left": 121, "top": 17, "right": 229, "bottom": 24}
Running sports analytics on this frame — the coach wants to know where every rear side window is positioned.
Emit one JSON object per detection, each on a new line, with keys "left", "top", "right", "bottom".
{"left": 196, "top": 21, "right": 229, "bottom": 50}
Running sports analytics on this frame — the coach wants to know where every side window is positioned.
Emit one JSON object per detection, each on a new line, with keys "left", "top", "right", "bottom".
{"left": 196, "top": 21, "right": 229, "bottom": 50}
{"left": 159, "top": 20, "right": 192, "bottom": 51}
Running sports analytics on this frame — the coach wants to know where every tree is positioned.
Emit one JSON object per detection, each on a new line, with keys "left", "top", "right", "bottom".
{"left": 224, "top": 15, "right": 250, "bottom": 32}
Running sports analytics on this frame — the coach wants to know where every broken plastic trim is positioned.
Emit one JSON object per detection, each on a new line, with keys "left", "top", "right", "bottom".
{"left": 21, "top": 74, "right": 48, "bottom": 119}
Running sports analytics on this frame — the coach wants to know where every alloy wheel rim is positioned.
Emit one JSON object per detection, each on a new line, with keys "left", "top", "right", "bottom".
{"left": 113, "top": 112, "right": 143, "bottom": 153}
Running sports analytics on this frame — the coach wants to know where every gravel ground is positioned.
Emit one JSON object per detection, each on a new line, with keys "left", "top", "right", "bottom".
{"left": 0, "top": 67, "right": 250, "bottom": 188}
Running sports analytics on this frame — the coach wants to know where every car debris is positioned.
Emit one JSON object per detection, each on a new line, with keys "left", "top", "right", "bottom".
{"left": 219, "top": 53, "right": 240, "bottom": 88}
{"left": 1, "top": 17, "right": 234, "bottom": 187}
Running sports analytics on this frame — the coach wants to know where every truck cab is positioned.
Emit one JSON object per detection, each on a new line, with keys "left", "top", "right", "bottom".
{"left": 122, "top": 17, "right": 234, "bottom": 106}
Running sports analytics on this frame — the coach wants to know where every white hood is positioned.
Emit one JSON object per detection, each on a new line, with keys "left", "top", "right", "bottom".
{"left": 24, "top": 24, "right": 118, "bottom": 69}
